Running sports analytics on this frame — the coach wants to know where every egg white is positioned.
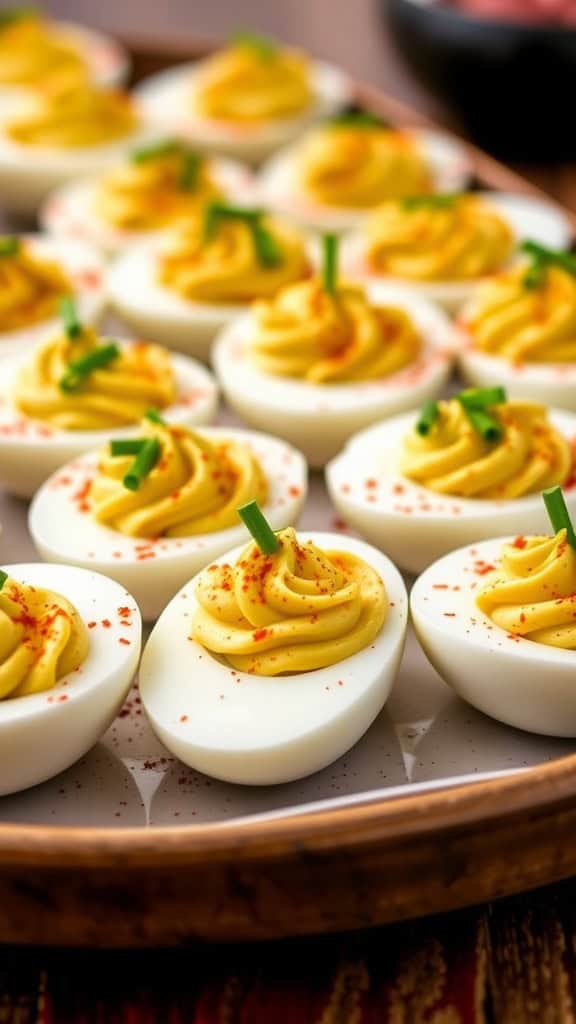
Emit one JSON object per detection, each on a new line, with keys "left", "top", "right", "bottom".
{"left": 326, "top": 408, "right": 576, "bottom": 574}
{"left": 0, "top": 561, "right": 141, "bottom": 796}
{"left": 0, "top": 345, "right": 218, "bottom": 498}
{"left": 134, "top": 60, "right": 352, "bottom": 165}
{"left": 339, "top": 192, "right": 573, "bottom": 313}
{"left": 411, "top": 538, "right": 576, "bottom": 736}
{"left": 257, "top": 128, "right": 472, "bottom": 233}
{"left": 40, "top": 156, "right": 256, "bottom": 258}
{"left": 139, "top": 532, "right": 407, "bottom": 785}
{"left": 212, "top": 284, "right": 457, "bottom": 468}
{"left": 459, "top": 337, "right": 576, "bottom": 413}
{"left": 0, "top": 235, "right": 106, "bottom": 362}
{"left": 107, "top": 236, "right": 257, "bottom": 361}
{"left": 29, "top": 426, "right": 308, "bottom": 621}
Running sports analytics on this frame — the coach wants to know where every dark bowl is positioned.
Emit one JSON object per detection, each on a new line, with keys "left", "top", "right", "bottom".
{"left": 384, "top": 0, "right": 576, "bottom": 162}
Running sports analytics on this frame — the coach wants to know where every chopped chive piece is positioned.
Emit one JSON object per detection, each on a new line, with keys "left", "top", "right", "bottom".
{"left": 0, "top": 7, "right": 36, "bottom": 30}
{"left": 462, "top": 406, "right": 502, "bottom": 442}
{"left": 520, "top": 240, "right": 576, "bottom": 290}
{"left": 110, "top": 439, "right": 147, "bottom": 456}
{"left": 0, "top": 569, "right": 7, "bottom": 590}
{"left": 59, "top": 295, "right": 82, "bottom": 339}
{"left": 232, "top": 30, "right": 277, "bottom": 60}
{"left": 402, "top": 193, "right": 461, "bottom": 211}
{"left": 123, "top": 438, "right": 161, "bottom": 492}
{"left": 179, "top": 150, "right": 201, "bottom": 191}
{"left": 144, "top": 408, "right": 166, "bottom": 425}
{"left": 0, "top": 236, "right": 19, "bottom": 258}
{"left": 416, "top": 399, "right": 440, "bottom": 436}
{"left": 131, "top": 139, "right": 181, "bottom": 164}
{"left": 202, "top": 202, "right": 282, "bottom": 268}
{"left": 59, "top": 343, "right": 120, "bottom": 394}
{"left": 459, "top": 386, "right": 507, "bottom": 409}
{"left": 238, "top": 500, "right": 279, "bottom": 555}
{"left": 322, "top": 233, "right": 338, "bottom": 296}
{"left": 328, "top": 109, "right": 388, "bottom": 130}
{"left": 543, "top": 486, "right": 576, "bottom": 550}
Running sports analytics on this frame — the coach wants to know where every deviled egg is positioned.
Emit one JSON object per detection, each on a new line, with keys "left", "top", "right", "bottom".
{"left": 41, "top": 139, "right": 254, "bottom": 258}
{"left": 29, "top": 417, "right": 307, "bottom": 621}
{"left": 459, "top": 242, "right": 576, "bottom": 411}
{"left": 135, "top": 31, "right": 351, "bottom": 165}
{"left": 0, "top": 561, "right": 141, "bottom": 795}
{"left": 140, "top": 509, "right": 407, "bottom": 785}
{"left": 0, "top": 79, "right": 146, "bottom": 215}
{"left": 0, "top": 312, "right": 218, "bottom": 497}
{"left": 340, "top": 192, "right": 572, "bottom": 313}
{"left": 108, "top": 201, "right": 311, "bottom": 360}
{"left": 214, "top": 238, "right": 456, "bottom": 467}
{"left": 257, "top": 111, "right": 471, "bottom": 233}
{"left": 411, "top": 487, "right": 576, "bottom": 736}
{"left": 327, "top": 388, "right": 576, "bottom": 573}
{"left": 0, "top": 234, "right": 105, "bottom": 362}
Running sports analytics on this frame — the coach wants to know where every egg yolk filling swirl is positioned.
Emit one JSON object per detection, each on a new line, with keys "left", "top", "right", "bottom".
{"left": 0, "top": 575, "right": 88, "bottom": 699}
{"left": 365, "top": 195, "right": 514, "bottom": 280}
{"left": 158, "top": 215, "right": 309, "bottom": 304}
{"left": 476, "top": 529, "right": 576, "bottom": 649}
{"left": 91, "top": 421, "right": 268, "bottom": 539}
{"left": 251, "top": 279, "right": 421, "bottom": 383}
{"left": 7, "top": 83, "right": 137, "bottom": 148}
{"left": 14, "top": 327, "right": 177, "bottom": 431}
{"left": 465, "top": 264, "right": 576, "bottom": 363}
{"left": 190, "top": 527, "right": 387, "bottom": 675}
{"left": 298, "top": 125, "right": 431, "bottom": 208}
{"left": 401, "top": 399, "right": 571, "bottom": 499}
{"left": 192, "top": 40, "right": 312, "bottom": 123}
{"left": 0, "top": 241, "right": 71, "bottom": 334}
{"left": 0, "top": 12, "right": 87, "bottom": 87}
{"left": 94, "top": 148, "right": 222, "bottom": 231}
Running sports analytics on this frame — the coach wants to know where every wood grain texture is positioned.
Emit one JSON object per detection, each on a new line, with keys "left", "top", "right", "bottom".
{"left": 1, "top": 35, "right": 576, "bottom": 949}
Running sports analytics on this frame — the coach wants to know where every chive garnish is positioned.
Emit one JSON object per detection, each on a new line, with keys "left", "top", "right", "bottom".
{"left": 131, "top": 140, "right": 202, "bottom": 193}
{"left": 402, "top": 193, "right": 461, "bottom": 211}
{"left": 59, "top": 343, "right": 120, "bottom": 394}
{"left": 130, "top": 139, "right": 182, "bottom": 164}
{"left": 321, "top": 233, "right": 339, "bottom": 296}
{"left": 144, "top": 408, "right": 166, "bottom": 425}
{"left": 232, "top": 30, "right": 277, "bottom": 60}
{"left": 0, "top": 569, "right": 7, "bottom": 590}
{"left": 179, "top": 150, "right": 200, "bottom": 191}
{"left": 238, "top": 500, "right": 279, "bottom": 555}
{"left": 59, "top": 295, "right": 82, "bottom": 340}
{"left": 123, "top": 438, "right": 161, "bottom": 492}
{"left": 0, "top": 236, "right": 19, "bottom": 258}
{"left": 0, "top": 7, "right": 36, "bottom": 30}
{"left": 202, "top": 202, "right": 282, "bottom": 268}
{"left": 416, "top": 399, "right": 440, "bottom": 436}
{"left": 328, "top": 109, "right": 388, "bottom": 130}
{"left": 110, "top": 439, "right": 147, "bottom": 456}
{"left": 543, "top": 486, "right": 576, "bottom": 550}
{"left": 520, "top": 240, "right": 576, "bottom": 290}
{"left": 457, "top": 386, "right": 507, "bottom": 442}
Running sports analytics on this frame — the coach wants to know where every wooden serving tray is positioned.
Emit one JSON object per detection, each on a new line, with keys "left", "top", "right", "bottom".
{"left": 1, "top": 36, "right": 576, "bottom": 949}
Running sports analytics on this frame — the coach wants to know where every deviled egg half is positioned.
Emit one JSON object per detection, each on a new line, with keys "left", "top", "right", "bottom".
{"left": 108, "top": 201, "right": 311, "bottom": 361}
{"left": 459, "top": 242, "right": 576, "bottom": 412}
{"left": 340, "top": 192, "right": 572, "bottom": 313}
{"left": 0, "top": 561, "right": 141, "bottom": 796}
{"left": 0, "top": 78, "right": 147, "bottom": 215}
{"left": 0, "top": 7, "right": 128, "bottom": 103}
{"left": 41, "top": 139, "right": 254, "bottom": 258}
{"left": 140, "top": 504, "right": 407, "bottom": 785}
{"left": 214, "top": 235, "right": 456, "bottom": 467}
{"left": 0, "top": 234, "right": 105, "bottom": 362}
{"left": 29, "top": 417, "right": 307, "bottom": 621}
{"left": 257, "top": 110, "right": 471, "bottom": 233}
{"left": 0, "top": 305, "right": 218, "bottom": 497}
{"left": 411, "top": 487, "right": 576, "bottom": 737}
{"left": 327, "top": 387, "right": 576, "bottom": 573}
{"left": 135, "top": 31, "right": 351, "bottom": 165}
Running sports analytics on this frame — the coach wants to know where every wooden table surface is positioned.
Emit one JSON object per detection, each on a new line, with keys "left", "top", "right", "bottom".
{"left": 4, "top": 3, "right": 576, "bottom": 1021}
